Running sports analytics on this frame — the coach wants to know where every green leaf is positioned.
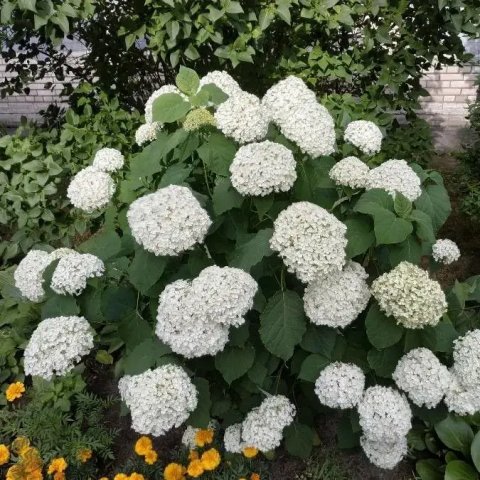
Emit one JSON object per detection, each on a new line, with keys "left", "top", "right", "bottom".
{"left": 300, "top": 325, "right": 338, "bottom": 357}
{"left": 188, "top": 378, "right": 211, "bottom": 428}
{"left": 260, "top": 290, "right": 307, "bottom": 361}
{"left": 176, "top": 66, "right": 200, "bottom": 96}
{"left": 394, "top": 192, "right": 413, "bottom": 218}
{"left": 79, "top": 229, "right": 121, "bottom": 261}
{"left": 159, "top": 163, "right": 192, "bottom": 187}
{"left": 373, "top": 210, "right": 413, "bottom": 245}
{"left": 199, "top": 84, "right": 229, "bottom": 104}
{"left": 367, "top": 343, "right": 403, "bottom": 377}
{"left": 212, "top": 177, "right": 243, "bottom": 215}
{"left": 365, "top": 302, "right": 403, "bottom": 349}
{"left": 102, "top": 286, "right": 136, "bottom": 322}
{"left": 471, "top": 431, "right": 480, "bottom": 473}
{"left": 284, "top": 423, "right": 315, "bottom": 458}
{"left": 18, "top": 0, "right": 36, "bottom": 12}
{"left": 123, "top": 338, "right": 171, "bottom": 375}
{"left": 152, "top": 93, "right": 191, "bottom": 123}
{"left": 229, "top": 228, "right": 273, "bottom": 271}
{"left": 128, "top": 249, "right": 167, "bottom": 294}
{"left": 215, "top": 345, "right": 255, "bottom": 384}
{"left": 354, "top": 189, "right": 394, "bottom": 216}
{"left": 1, "top": 1, "right": 15, "bottom": 23}
{"left": 41, "top": 295, "right": 80, "bottom": 319}
{"left": 345, "top": 216, "right": 375, "bottom": 258}
{"left": 389, "top": 236, "right": 422, "bottom": 266}
{"left": 410, "top": 209, "right": 435, "bottom": 243}
{"left": 445, "top": 460, "right": 478, "bottom": 480}
{"left": 415, "top": 184, "right": 451, "bottom": 232}
{"left": 298, "top": 354, "right": 330, "bottom": 382}
{"left": 197, "top": 132, "right": 237, "bottom": 176}
{"left": 416, "top": 459, "right": 443, "bottom": 480}
{"left": 95, "top": 350, "right": 114, "bottom": 365}
{"left": 435, "top": 415, "right": 474, "bottom": 456}
{"left": 420, "top": 319, "right": 458, "bottom": 353}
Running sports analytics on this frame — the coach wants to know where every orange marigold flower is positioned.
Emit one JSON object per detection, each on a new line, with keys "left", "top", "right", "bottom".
{"left": 48, "top": 457, "right": 68, "bottom": 474}
{"left": 99, "top": 477, "right": 109, "bottom": 480}
{"left": 6, "top": 382, "right": 25, "bottom": 402}
{"left": 251, "top": 474, "right": 260, "bottom": 480}
{"left": 194, "top": 429, "right": 214, "bottom": 447}
{"left": 187, "top": 459, "right": 204, "bottom": 478}
{"left": 144, "top": 449, "right": 158, "bottom": 465}
{"left": 129, "top": 473, "right": 145, "bottom": 480}
{"left": 26, "top": 467, "right": 43, "bottom": 480}
{"left": 188, "top": 450, "right": 199, "bottom": 461}
{"left": 0, "top": 444, "right": 10, "bottom": 465}
{"left": 23, "top": 448, "right": 43, "bottom": 473}
{"left": 242, "top": 447, "right": 258, "bottom": 459}
{"left": 200, "top": 448, "right": 221, "bottom": 471}
{"left": 113, "top": 474, "right": 129, "bottom": 480}
{"left": 134, "top": 436, "right": 153, "bottom": 456}
{"left": 6, "top": 464, "right": 22, "bottom": 480}
{"left": 12, "top": 436, "right": 30, "bottom": 456}
{"left": 164, "top": 462, "right": 186, "bottom": 480}
{"left": 53, "top": 472, "right": 65, "bottom": 480}
{"left": 77, "top": 448, "right": 92, "bottom": 463}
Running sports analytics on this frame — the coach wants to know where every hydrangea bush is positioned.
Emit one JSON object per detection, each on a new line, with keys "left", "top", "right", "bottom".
{"left": 12, "top": 67, "right": 480, "bottom": 471}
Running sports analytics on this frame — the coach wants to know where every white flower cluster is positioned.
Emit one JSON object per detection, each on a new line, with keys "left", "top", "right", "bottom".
{"left": 371, "top": 261, "right": 447, "bottom": 329}
{"left": 67, "top": 166, "right": 116, "bottom": 212}
{"left": 223, "top": 423, "right": 244, "bottom": 453}
{"left": 92, "top": 147, "right": 124, "bottom": 173}
{"left": 344, "top": 120, "right": 383, "bottom": 155}
{"left": 303, "top": 261, "right": 370, "bottom": 328}
{"left": 329, "top": 156, "right": 370, "bottom": 189}
{"left": 156, "top": 266, "right": 257, "bottom": 358}
{"left": 444, "top": 374, "right": 480, "bottom": 416}
{"left": 432, "top": 239, "right": 461, "bottom": 264}
{"left": 314, "top": 362, "right": 365, "bottom": 409}
{"left": 14, "top": 250, "right": 53, "bottom": 302}
{"left": 215, "top": 91, "right": 269, "bottom": 144}
{"left": 357, "top": 386, "right": 411, "bottom": 469}
{"left": 270, "top": 202, "right": 347, "bottom": 283}
{"left": 393, "top": 348, "right": 451, "bottom": 408}
{"left": 118, "top": 365, "right": 198, "bottom": 437}
{"left": 144, "top": 85, "right": 183, "bottom": 124}
{"left": 365, "top": 159, "right": 422, "bottom": 201}
{"left": 229, "top": 141, "right": 297, "bottom": 196}
{"left": 24, "top": 316, "right": 94, "bottom": 380}
{"left": 50, "top": 252, "right": 104, "bottom": 296}
{"left": 262, "top": 76, "right": 336, "bottom": 157}
{"left": 135, "top": 122, "right": 161, "bottom": 146}
{"left": 241, "top": 395, "right": 296, "bottom": 452}
{"left": 127, "top": 185, "right": 212, "bottom": 256}
{"left": 199, "top": 71, "right": 242, "bottom": 98}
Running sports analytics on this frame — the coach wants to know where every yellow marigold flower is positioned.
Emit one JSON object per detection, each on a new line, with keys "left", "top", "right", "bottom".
{"left": 6, "top": 464, "right": 22, "bottom": 480}
{"left": 53, "top": 472, "right": 65, "bottom": 480}
{"left": 113, "top": 474, "right": 129, "bottom": 480}
{"left": 0, "top": 444, "right": 10, "bottom": 465}
{"left": 200, "top": 448, "right": 221, "bottom": 471}
{"left": 12, "top": 436, "right": 30, "bottom": 456}
{"left": 77, "top": 448, "right": 92, "bottom": 463}
{"left": 27, "top": 468, "right": 43, "bottom": 480}
{"left": 242, "top": 447, "right": 258, "bottom": 459}
{"left": 187, "top": 459, "right": 204, "bottom": 478}
{"left": 164, "top": 462, "right": 186, "bottom": 480}
{"left": 134, "top": 436, "right": 153, "bottom": 456}
{"left": 251, "top": 474, "right": 260, "bottom": 480}
{"left": 144, "top": 449, "right": 158, "bottom": 465}
{"left": 48, "top": 457, "right": 68, "bottom": 474}
{"left": 188, "top": 450, "right": 199, "bottom": 461}
{"left": 99, "top": 477, "right": 109, "bottom": 480}
{"left": 194, "top": 429, "right": 214, "bottom": 447}
{"left": 23, "top": 448, "right": 43, "bottom": 473}
{"left": 6, "top": 382, "right": 25, "bottom": 402}
{"left": 129, "top": 473, "right": 145, "bottom": 480}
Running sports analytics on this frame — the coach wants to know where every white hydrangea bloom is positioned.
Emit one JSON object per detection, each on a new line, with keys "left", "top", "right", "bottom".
{"left": 144, "top": 85, "right": 183, "bottom": 124}
{"left": 432, "top": 239, "right": 461, "bottom": 265}
{"left": 357, "top": 386, "right": 412, "bottom": 443}
{"left": 135, "top": 122, "right": 162, "bottom": 146}
{"left": 329, "top": 156, "right": 369, "bottom": 189}
{"left": 452, "top": 329, "right": 480, "bottom": 389}
{"left": 360, "top": 436, "right": 407, "bottom": 470}
{"left": 49, "top": 248, "right": 76, "bottom": 260}
{"left": 92, "top": 147, "right": 124, "bottom": 173}
{"left": 14, "top": 250, "right": 53, "bottom": 302}
{"left": 393, "top": 348, "right": 451, "bottom": 408}
{"left": 314, "top": 362, "right": 365, "bottom": 409}
{"left": 303, "top": 261, "right": 370, "bottom": 328}
{"left": 51, "top": 252, "right": 104, "bottom": 296}
{"left": 344, "top": 120, "right": 383, "bottom": 155}
{"left": 199, "top": 71, "right": 242, "bottom": 98}
{"left": 365, "top": 159, "right": 422, "bottom": 201}
{"left": 371, "top": 262, "right": 447, "bottom": 329}
{"left": 223, "top": 423, "right": 244, "bottom": 453}
{"left": 127, "top": 185, "right": 212, "bottom": 256}
{"left": 262, "top": 76, "right": 336, "bottom": 157}
{"left": 118, "top": 365, "right": 198, "bottom": 436}
{"left": 24, "top": 316, "right": 94, "bottom": 380}
{"left": 181, "top": 421, "right": 216, "bottom": 449}
{"left": 67, "top": 166, "right": 115, "bottom": 213}
{"left": 270, "top": 202, "right": 347, "bottom": 283}
{"left": 241, "top": 395, "right": 296, "bottom": 452}
{"left": 444, "top": 373, "right": 480, "bottom": 416}
{"left": 215, "top": 91, "right": 269, "bottom": 144}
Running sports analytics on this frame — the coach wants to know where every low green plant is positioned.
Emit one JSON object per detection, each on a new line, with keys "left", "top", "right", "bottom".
{"left": 295, "top": 452, "right": 348, "bottom": 480}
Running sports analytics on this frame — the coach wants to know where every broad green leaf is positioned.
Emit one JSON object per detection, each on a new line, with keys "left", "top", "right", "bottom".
{"left": 416, "top": 459, "right": 443, "bottom": 480}
{"left": 415, "top": 184, "right": 451, "bottom": 231}
{"left": 445, "top": 460, "right": 477, "bottom": 480}
{"left": 188, "top": 378, "right": 211, "bottom": 428}
{"left": 260, "top": 290, "right": 307, "bottom": 360}
{"left": 128, "top": 249, "right": 167, "bottom": 294}
{"left": 284, "top": 423, "right": 315, "bottom": 458}
{"left": 159, "top": 163, "right": 192, "bottom": 187}
{"left": 365, "top": 302, "right": 403, "bottom": 349}
{"left": 300, "top": 325, "right": 338, "bottom": 357}
{"left": 435, "top": 415, "right": 474, "bottom": 456}
{"left": 229, "top": 228, "right": 273, "bottom": 271}
{"left": 18, "top": 0, "right": 36, "bottom": 12}
{"left": 79, "top": 229, "right": 121, "bottom": 261}
{"left": 212, "top": 177, "right": 243, "bottom": 215}
{"left": 95, "top": 350, "right": 114, "bottom": 365}
{"left": 471, "top": 431, "right": 480, "bottom": 473}
{"left": 117, "top": 313, "right": 153, "bottom": 349}
{"left": 101, "top": 286, "right": 136, "bottom": 322}
{"left": 298, "top": 354, "right": 330, "bottom": 382}
{"left": 367, "top": 343, "right": 403, "bottom": 377}
{"left": 389, "top": 236, "right": 422, "bottom": 266}
{"left": 410, "top": 209, "right": 435, "bottom": 243}
{"left": 41, "top": 295, "right": 79, "bottom": 319}
{"left": 394, "top": 192, "right": 413, "bottom": 218}
{"left": 345, "top": 216, "right": 375, "bottom": 258}
{"left": 176, "top": 66, "right": 200, "bottom": 95}
{"left": 421, "top": 319, "right": 458, "bottom": 353}
{"left": 354, "top": 188, "right": 394, "bottom": 216}
{"left": 123, "top": 338, "right": 171, "bottom": 375}
{"left": 215, "top": 345, "right": 255, "bottom": 384}
{"left": 152, "top": 93, "right": 191, "bottom": 123}
{"left": 197, "top": 132, "right": 237, "bottom": 176}
{"left": 199, "top": 84, "right": 229, "bottom": 104}
{"left": 373, "top": 210, "right": 413, "bottom": 245}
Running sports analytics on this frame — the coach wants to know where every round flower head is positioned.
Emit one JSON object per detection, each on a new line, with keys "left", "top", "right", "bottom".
{"left": 118, "top": 364, "right": 198, "bottom": 436}
{"left": 314, "top": 362, "right": 365, "bottom": 409}
{"left": 24, "top": 316, "right": 94, "bottom": 380}
{"left": 365, "top": 159, "right": 422, "bottom": 201}
{"left": 329, "top": 156, "right": 369, "bottom": 189}
{"left": 135, "top": 122, "right": 161, "bottom": 146}
{"left": 183, "top": 108, "right": 216, "bottom": 132}
{"left": 270, "top": 202, "right": 347, "bottom": 283}
{"left": 14, "top": 249, "right": 53, "bottom": 302}
{"left": 67, "top": 166, "right": 115, "bottom": 212}
{"left": 199, "top": 71, "right": 242, "bottom": 98}
{"left": 215, "top": 91, "right": 269, "bottom": 144}
{"left": 432, "top": 239, "right": 461, "bottom": 265}
{"left": 223, "top": 423, "right": 244, "bottom": 453}
{"left": 156, "top": 280, "right": 229, "bottom": 358}
{"left": 182, "top": 426, "right": 198, "bottom": 449}
{"left": 360, "top": 436, "right": 407, "bottom": 470}
{"left": 127, "top": 185, "right": 212, "bottom": 256}
{"left": 344, "top": 120, "right": 383, "bottom": 155}
{"left": 262, "top": 76, "right": 336, "bottom": 157}
{"left": 304, "top": 261, "right": 370, "bottom": 328}
{"left": 229, "top": 141, "right": 297, "bottom": 196}
{"left": 371, "top": 262, "right": 447, "bottom": 329}
{"left": 92, "top": 148, "right": 124, "bottom": 173}
{"left": 51, "top": 252, "right": 104, "bottom": 296}
{"left": 392, "top": 348, "right": 451, "bottom": 408}
{"left": 357, "top": 386, "right": 412, "bottom": 443}
{"left": 444, "top": 373, "right": 480, "bottom": 416}
{"left": 452, "top": 329, "right": 480, "bottom": 389}
{"left": 144, "top": 85, "right": 183, "bottom": 124}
